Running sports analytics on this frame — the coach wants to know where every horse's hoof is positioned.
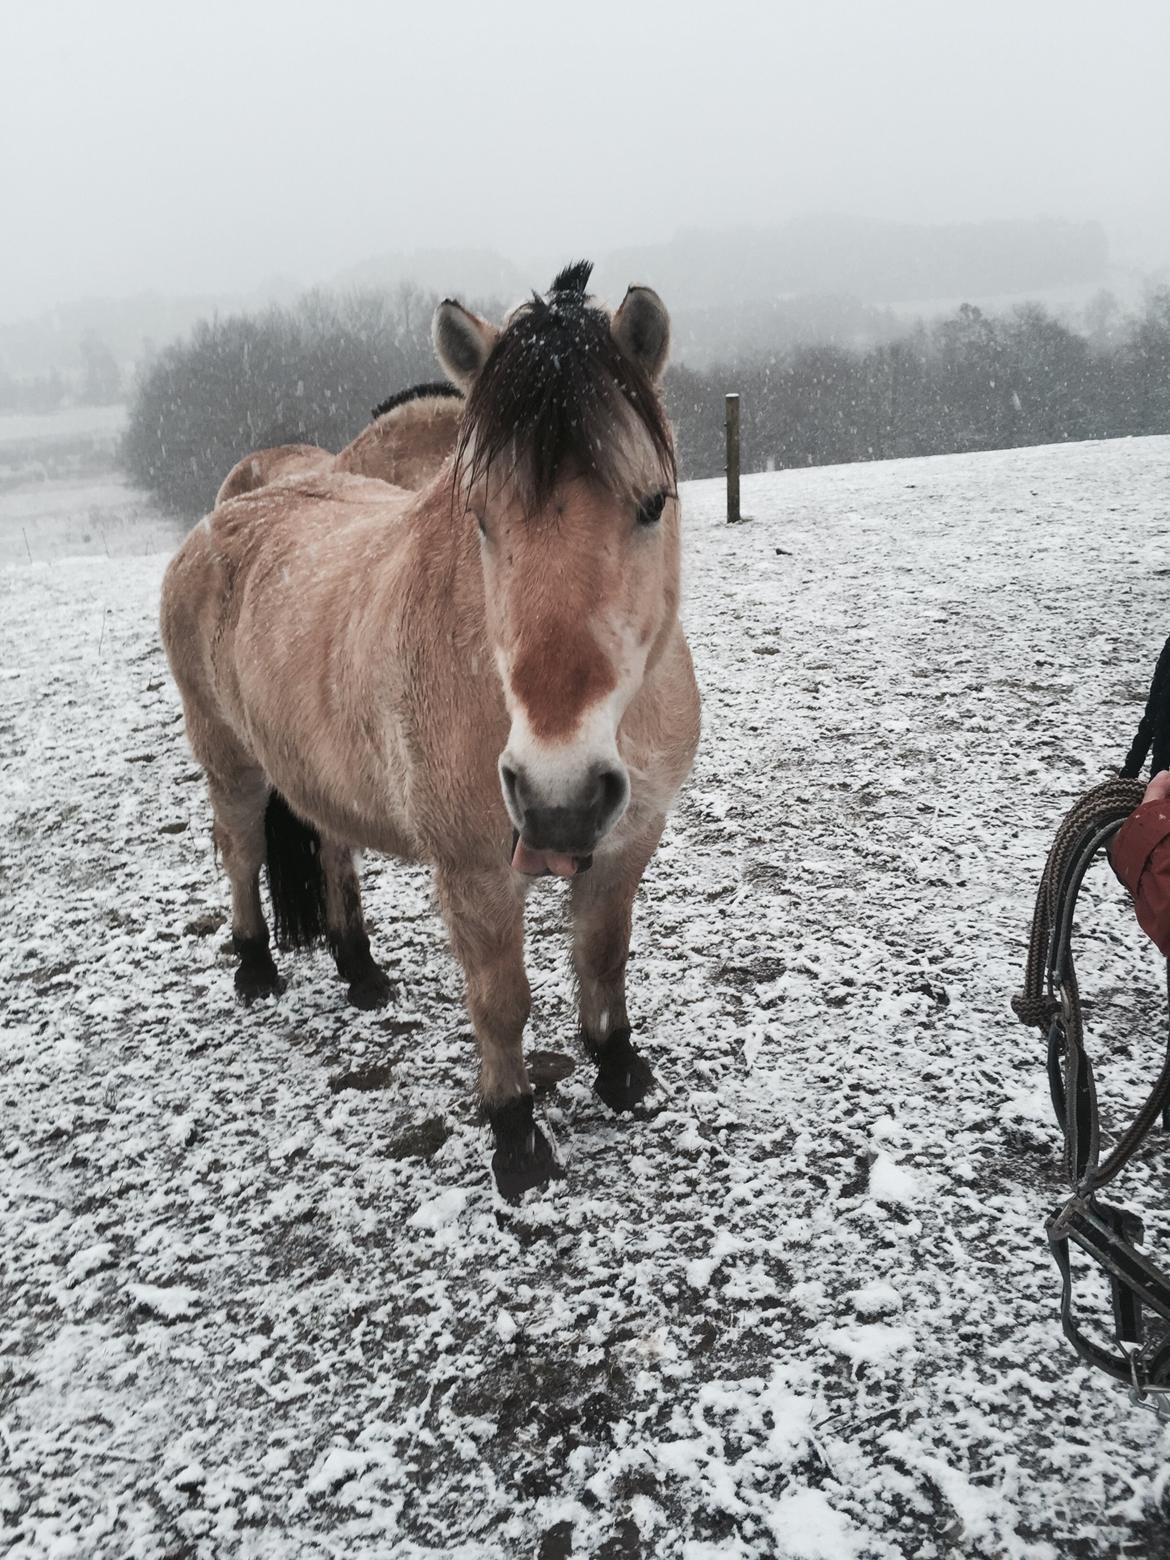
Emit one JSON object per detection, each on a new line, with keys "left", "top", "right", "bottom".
{"left": 488, "top": 1095, "right": 563, "bottom": 1201}
{"left": 346, "top": 965, "right": 394, "bottom": 1011}
{"left": 232, "top": 935, "right": 284, "bottom": 1004}
{"left": 591, "top": 1028, "right": 658, "bottom": 1115}
{"left": 234, "top": 959, "right": 285, "bottom": 1005}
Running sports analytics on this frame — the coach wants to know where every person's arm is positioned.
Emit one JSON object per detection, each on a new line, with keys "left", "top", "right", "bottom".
{"left": 1111, "top": 771, "right": 1170, "bottom": 957}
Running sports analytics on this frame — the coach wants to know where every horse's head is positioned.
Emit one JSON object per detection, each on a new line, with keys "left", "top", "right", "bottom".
{"left": 433, "top": 261, "right": 678, "bottom": 877}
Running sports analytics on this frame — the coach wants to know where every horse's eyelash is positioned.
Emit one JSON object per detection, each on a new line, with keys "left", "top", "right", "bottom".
{"left": 637, "top": 489, "right": 672, "bottom": 524}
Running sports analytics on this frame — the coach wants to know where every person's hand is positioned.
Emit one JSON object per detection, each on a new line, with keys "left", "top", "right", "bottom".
{"left": 1144, "top": 771, "right": 1170, "bottom": 805}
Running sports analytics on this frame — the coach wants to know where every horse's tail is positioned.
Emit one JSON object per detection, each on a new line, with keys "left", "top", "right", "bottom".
{"left": 264, "top": 791, "right": 327, "bottom": 949}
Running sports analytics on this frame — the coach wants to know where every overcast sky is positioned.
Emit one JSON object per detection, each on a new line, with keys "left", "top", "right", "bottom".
{"left": 2, "top": 0, "right": 1168, "bottom": 322}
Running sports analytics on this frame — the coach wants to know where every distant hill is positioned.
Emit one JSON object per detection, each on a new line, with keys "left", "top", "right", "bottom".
{"left": 0, "top": 215, "right": 1114, "bottom": 386}
{"left": 595, "top": 215, "right": 1109, "bottom": 310}
{"left": 333, "top": 248, "right": 529, "bottom": 308}
{"left": 0, "top": 282, "right": 300, "bottom": 382}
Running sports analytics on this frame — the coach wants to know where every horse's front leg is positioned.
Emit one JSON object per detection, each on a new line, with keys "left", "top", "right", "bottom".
{"left": 570, "top": 821, "right": 664, "bottom": 1114}
{"left": 436, "top": 865, "right": 559, "bottom": 1197}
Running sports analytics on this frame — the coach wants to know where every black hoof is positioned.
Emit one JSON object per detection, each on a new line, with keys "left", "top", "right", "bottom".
{"left": 331, "top": 931, "right": 394, "bottom": 1011}
{"left": 590, "top": 1027, "right": 658, "bottom": 1115}
{"left": 233, "top": 937, "right": 285, "bottom": 1005}
{"left": 346, "top": 965, "right": 394, "bottom": 1011}
{"left": 488, "top": 1095, "right": 563, "bottom": 1201}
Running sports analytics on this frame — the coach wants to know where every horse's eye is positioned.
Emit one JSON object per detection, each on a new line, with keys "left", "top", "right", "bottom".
{"left": 636, "top": 490, "right": 668, "bottom": 527}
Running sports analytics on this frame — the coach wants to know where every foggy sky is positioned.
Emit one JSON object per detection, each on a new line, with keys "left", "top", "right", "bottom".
{"left": 2, "top": 0, "right": 1168, "bottom": 323}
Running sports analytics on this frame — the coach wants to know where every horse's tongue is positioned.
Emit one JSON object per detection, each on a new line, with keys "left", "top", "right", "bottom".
{"left": 512, "top": 839, "right": 579, "bottom": 878}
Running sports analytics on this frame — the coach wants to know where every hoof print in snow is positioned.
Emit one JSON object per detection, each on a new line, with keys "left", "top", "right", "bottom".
{"left": 537, "top": 1523, "right": 575, "bottom": 1560}
{"left": 526, "top": 1049, "right": 576, "bottom": 1095}
{"left": 591, "top": 1028, "right": 658, "bottom": 1115}
{"left": 382, "top": 1116, "right": 450, "bottom": 1160}
{"left": 489, "top": 1096, "right": 563, "bottom": 1201}
{"left": 329, "top": 1063, "right": 394, "bottom": 1094}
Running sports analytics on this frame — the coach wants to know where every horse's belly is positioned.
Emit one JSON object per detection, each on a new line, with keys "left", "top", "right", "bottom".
{"left": 235, "top": 700, "right": 419, "bottom": 859}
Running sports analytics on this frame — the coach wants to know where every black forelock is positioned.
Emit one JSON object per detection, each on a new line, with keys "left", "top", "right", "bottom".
{"left": 371, "top": 380, "right": 463, "bottom": 422}
{"left": 550, "top": 259, "right": 594, "bottom": 297}
{"left": 455, "top": 263, "right": 674, "bottom": 512}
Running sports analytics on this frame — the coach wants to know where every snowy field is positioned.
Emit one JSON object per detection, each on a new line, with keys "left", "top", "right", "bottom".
{"left": 0, "top": 406, "right": 128, "bottom": 498}
{"left": 0, "top": 406, "right": 128, "bottom": 451}
{"left": 4, "top": 438, "right": 1170, "bottom": 1558}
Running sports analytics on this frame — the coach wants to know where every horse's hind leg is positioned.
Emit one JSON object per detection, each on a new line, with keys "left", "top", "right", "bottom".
{"left": 570, "top": 822, "right": 664, "bottom": 1114}
{"left": 320, "top": 841, "right": 394, "bottom": 1010}
{"left": 207, "top": 770, "right": 284, "bottom": 1003}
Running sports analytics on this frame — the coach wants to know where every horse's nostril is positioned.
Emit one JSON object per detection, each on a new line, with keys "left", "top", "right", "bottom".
{"left": 597, "top": 767, "right": 628, "bottom": 820}
{"left": 500, "top": 763, "right": 521, "bottom": 813}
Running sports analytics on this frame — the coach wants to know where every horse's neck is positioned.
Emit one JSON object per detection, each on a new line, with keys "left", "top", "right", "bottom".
{"left": 398, "top": 469, "right": 487, "bottom": 636}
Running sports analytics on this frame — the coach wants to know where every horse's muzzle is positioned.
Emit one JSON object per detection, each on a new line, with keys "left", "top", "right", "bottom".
{"left": 501, "top": 762, "right": 628, "bottom": 859}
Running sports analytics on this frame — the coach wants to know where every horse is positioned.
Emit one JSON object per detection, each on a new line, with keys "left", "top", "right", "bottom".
{"left": 214, "top": 441, "right": 333, "bottom": 506}
{"left": 160, "top": 261, "right": 700, "bottom": 1196}
{"left": 214, "top": 383, "right": 464, "bottom": 506}
{"left": 334, "top": 381, "right": 463, "bottom": 489}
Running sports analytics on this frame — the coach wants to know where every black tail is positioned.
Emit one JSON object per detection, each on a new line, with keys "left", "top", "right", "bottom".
{"left": 264, "top": 791, "right": 326, "bottom": 950}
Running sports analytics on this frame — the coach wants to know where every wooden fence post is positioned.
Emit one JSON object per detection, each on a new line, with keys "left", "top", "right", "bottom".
{"left": 725, "top": 393, "right": 741, "bottom": 523}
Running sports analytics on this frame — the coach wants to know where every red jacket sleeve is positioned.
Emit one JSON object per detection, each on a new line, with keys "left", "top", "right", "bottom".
{"left": 1111, "top": 801, "right": 1170, "bottom": 958}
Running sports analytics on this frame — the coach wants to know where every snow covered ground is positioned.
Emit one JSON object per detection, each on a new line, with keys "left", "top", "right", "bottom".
{"left": 4, "top": 438, "right": 1170, "bottom": 1558}
{"left": 0, "top": 475, "right": 179, "bottom": 567}
{"left": 0, "top": 405, "right": 128, "bottom": 451}
{"left": 0, "top": 406, "right": 128, "bottom": 497}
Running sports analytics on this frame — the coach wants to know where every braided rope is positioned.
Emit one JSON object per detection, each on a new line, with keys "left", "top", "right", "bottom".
{"left": 1013, "top": 777, "right": 1147, "bottom": 1031}
{"left": 1013, "top": 632, "right": 1170, "bottom": 1400}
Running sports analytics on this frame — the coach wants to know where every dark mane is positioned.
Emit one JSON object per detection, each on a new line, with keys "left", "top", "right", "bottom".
{"left": 456, "top": 260, "right": 674, "bottom": 511}
{"left": 550, "top": 259, "right": 594, "bottom": 296}
{"left": 371, "top": 380, "right": 462, "bottom": 422}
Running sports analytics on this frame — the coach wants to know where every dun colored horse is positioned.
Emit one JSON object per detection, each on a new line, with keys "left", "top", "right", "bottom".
{"left": 335, "top": 382, "right": 464, "bottom": 489}
{"left": 161, "top": 262, "right": 700, "bottom": 1194}
{"left": 214, "top": 382, "right": 464, "bottom": 506}
{"left": 214, "top": 442, "right": 334, "bottom": 506}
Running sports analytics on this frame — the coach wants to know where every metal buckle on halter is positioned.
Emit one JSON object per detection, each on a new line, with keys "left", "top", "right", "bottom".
{"left": 1126, "top": 1347, "right": 1170, "bottom": 1421}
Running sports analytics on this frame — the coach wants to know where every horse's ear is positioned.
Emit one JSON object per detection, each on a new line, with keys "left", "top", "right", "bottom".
{"left": 432, "top": 301, "right": 497, "bottom": 390}
{"left": 611, "top": 285, "right": 671, "bottom": 383}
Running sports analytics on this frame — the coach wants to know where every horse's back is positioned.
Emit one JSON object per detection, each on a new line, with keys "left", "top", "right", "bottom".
{"left": 162, "top": 473, "right": 420, "bottom": 851}
{"left": 215, "top": 443, "right": 334, "bottom": 507}
{"left": 172, "top": 472, "right": 411, "bottom": 604}
{"left": 164, "top": 471, "right": 411, "bottom": 712}
{"left": 335, "top": 390, "right": 462, "bottom": 490}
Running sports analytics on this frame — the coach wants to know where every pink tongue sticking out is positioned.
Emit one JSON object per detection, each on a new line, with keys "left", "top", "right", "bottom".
{"left": 512, "top": 839, "right": 580, "bottom": 878}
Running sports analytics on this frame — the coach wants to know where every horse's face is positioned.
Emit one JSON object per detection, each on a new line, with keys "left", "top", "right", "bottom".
{"left": 434, "top": 273, "right": 676, "bottom": 876}
{"left": 480, "top": 470, "right": 680, "bottom": 874}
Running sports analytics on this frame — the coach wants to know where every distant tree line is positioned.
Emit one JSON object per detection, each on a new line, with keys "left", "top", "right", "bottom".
{"left": 666, "top": 289, "right": 1170, "bottom": 478}
{"left": 122, "top": 285, "right": 1170, "bottom": 518}
{"left": 0, "top": 331, "right": 123, "bottom": 413}
{"left": 123, "top": 289, "right": 441, "bottom": 516}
